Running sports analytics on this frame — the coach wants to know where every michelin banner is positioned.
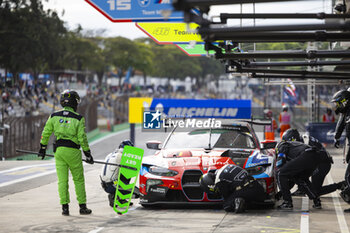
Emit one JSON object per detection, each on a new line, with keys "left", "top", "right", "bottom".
{"left": 150, "top": 99, "right": 251, "bottom": 118}
{"left": 129, "top": 97, "right": 251, "bottom": 124}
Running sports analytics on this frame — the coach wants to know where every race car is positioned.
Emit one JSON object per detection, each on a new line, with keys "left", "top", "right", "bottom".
{"left": 139, "top": 120, "right": 277, "bottom": 207}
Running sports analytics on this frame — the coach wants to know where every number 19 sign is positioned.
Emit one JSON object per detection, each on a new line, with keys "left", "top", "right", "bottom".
{"left": 85, "top": 0, "right": 184, "bottom": 22}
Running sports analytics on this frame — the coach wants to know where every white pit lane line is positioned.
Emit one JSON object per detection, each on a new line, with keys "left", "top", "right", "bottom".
{"left": 0, "top": 162, "right": 54, "bottom": 174}
{"left": 0, "top": 129, "right": 130, "bottom": 188}
{"left": 88, "top": 227, "right": 104, "bottom": 233}
{"left": 300, "top": 197, "right": 309, "bottom": 233}
{"left": 327, "top": 175, "right": 350, "bottom": 233}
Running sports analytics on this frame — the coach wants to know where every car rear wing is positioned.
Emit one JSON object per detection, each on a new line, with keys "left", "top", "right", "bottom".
{"left": 240, "top": 119, "right": 272, "bottom": 126}
{"left": 219, "top": 117, "right": 272, "bottom": 126}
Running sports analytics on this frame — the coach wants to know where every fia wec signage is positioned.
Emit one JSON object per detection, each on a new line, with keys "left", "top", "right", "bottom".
{"left": 85, "top": 0, "right": 184, "bottom": 22}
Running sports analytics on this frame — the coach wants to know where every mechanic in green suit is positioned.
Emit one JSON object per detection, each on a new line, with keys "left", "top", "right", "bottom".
{"left": 38, "top": 90, "right": 94, "bottom": 216}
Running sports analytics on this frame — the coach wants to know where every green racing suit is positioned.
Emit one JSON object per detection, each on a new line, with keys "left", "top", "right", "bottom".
{"left": 40, "top": 106, "right": 90, "bottom": 205}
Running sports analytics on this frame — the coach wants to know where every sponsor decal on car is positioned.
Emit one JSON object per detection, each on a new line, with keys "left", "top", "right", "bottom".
{"left": 150, "top": 187, "right": 166, "bottom": 194}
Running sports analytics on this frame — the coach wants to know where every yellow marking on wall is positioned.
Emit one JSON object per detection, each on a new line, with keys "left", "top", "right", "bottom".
{"left": 129, "top": 97, "right": 153, "bottom": 124}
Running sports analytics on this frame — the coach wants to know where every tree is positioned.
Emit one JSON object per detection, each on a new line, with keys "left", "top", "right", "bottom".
{"left": 197, "top": 56, "right": 225, "bottom": 89}
{"left": 0, "top": 0, "right": 67, "bottom": 84}
{"left": 134, "top": 41, "right": 154, "bottom": 86}
{"left": 63, "top": 30, "right": 104, "bottom": 83}
{"left": 0, "top": 0, "right": 33, "bottom": 83}
{"left": 104, "top": 37, "right": 141, "bottom": 86}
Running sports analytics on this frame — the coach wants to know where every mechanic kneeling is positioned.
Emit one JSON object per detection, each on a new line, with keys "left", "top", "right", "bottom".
{"left": 100, "top": 140, "right": 135, "bottom": 207}
{"left": 199, "top": 164, "right": 266, "bottom": 213}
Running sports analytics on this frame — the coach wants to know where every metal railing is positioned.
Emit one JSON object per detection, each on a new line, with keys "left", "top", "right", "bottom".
{"left": 2, "top": 97, "right": 98, "bottom": 159}
{"left": 112, "top": 95, "right": 129, "bottom": 125}
{"left": 3, "top": 115, "right": 48, "bottom": 159}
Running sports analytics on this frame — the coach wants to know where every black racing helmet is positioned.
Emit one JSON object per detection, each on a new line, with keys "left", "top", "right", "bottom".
{"left": 331, "top": 90, "right": 350, "bottom": 114}
{"left": 282, "top": 128, "right": 302, "bottom": 142}
{"left": 199, "top": 172, "right": 216, "bottom": 194}
{"left": 119, "top": 139, "right": 134, "bottom": 148}
{"left": 60, "top": 90, "right": 80, "bottom": 111}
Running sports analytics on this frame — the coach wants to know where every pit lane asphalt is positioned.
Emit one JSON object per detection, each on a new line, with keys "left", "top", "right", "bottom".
{"left": 0, "top": 128, "right": 350, "bottom": 233}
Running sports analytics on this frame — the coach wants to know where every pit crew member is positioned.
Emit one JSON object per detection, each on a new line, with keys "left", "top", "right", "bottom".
{"left": 332, "top": 89, "right": 350, "bottom": 213}
{"left": 39, "top": 90, "right": 93, "bottom": 216}
{"left": 199, "top": 164, "right": 266, "bottom": 213}
{"left": 100, "top": 140, "right": 135, "bottom": 207}
{"left": 276, "top": 140, "right": 327, "bottom": 210}
{"left": 282, "top": 129, "right": 344, "bottom": 197}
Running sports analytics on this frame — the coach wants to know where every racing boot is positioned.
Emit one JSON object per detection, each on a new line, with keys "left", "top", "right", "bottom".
{"left": 277, "top": 201, "right": 293, "bottom": 211}
{"left": 340, "top": 189, "right": 350, "bottom": 204}
{"left": 62, "top": 204, "right": 69, "bottom": 216}
{"left": 312, "top": 198, "right": 322, "bottom": 209}
{"left": 291, "top": 189, "right": 305, "bottom": 196}
{"left": 79, "top": 204, "right": 92, "bottom": 215}
{"left": 234, "top": 197, "right": 246, "bottom": 213}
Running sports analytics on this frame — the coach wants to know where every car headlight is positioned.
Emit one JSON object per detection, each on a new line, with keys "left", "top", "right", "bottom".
{"left": 149, "top": 166, "right": 178, "bottom": 177}
{"left": 245, "top": 165, "right": 266, "bottom": 176}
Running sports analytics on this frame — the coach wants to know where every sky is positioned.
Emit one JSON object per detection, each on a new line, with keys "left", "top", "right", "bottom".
{"left": 42, "top": 0, "right": 333, "bottom": 40}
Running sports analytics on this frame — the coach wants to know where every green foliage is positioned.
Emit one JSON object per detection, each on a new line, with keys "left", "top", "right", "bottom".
{"left": 64, "top": 32, "right": 101, "bottom": 71}
{"left": 104, "top": 37, "right": 140, "bottom": 74}
{"left": 134, "top": 42, "right": 154, "bottom": 76}
{"left": 0, "top": 0, "right": 66, "bottom": 80}
{"left": 255, "top": 42, "right": 307, "bottom": 51}
{"left": 149, "top": 43, "right": 223, "bottom": 80}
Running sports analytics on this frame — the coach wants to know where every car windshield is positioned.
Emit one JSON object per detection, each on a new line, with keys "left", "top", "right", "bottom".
{"left": 164, "top": 128, "right": 256, "bottom": 149}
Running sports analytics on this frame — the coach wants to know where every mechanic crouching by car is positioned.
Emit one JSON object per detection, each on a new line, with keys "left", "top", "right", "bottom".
{"left": 282, "top": 129, "right": 344, "bottom": 197}
{"left": 199, "top": 164, "right": 267, "bottom": 213}
{"left": 100, "top": 140, "right": 136, "bottom": 207}
{"left": 275, "top": 140, "right": 328, "bottom": 210}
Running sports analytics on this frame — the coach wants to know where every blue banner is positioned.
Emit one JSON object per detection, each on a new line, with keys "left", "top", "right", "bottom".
{"left": 85, "top": 0, "right": 183, "bottom": 22}
{"left": 149, "top": 99, "right": 251, "bottom": 119}
{"left": 306, "top": 122, "right": 345, "bottom": 144}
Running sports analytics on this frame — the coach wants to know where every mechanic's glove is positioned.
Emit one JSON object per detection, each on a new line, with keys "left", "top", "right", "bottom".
{"left": 84, "top": 150, "right": 94, "bottom": 164}
{"left": 334, "top": 139, "right": 340, "bottom": 148}
{"left": 276, "top": 153, "right": 286, "bottom": 168}
{"left": 38, "top": 144, "right": 47, "bottom": 160}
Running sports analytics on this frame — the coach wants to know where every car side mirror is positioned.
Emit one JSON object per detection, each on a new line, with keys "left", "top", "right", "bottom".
{"left": 261, "top": 140, "right": 277, "bottom": 150}
{"left": 146, "top": 141, "right": 162, "bottom": 150}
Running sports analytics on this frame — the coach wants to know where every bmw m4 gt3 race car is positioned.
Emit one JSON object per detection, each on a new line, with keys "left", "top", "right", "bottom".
{"left": 139, "top": 120, "right": 277, "bottom": 207}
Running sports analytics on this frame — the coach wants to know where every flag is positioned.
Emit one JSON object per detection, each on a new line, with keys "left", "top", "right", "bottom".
{"left": 282, "top": 79, "right": 299, "bottom": 107}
